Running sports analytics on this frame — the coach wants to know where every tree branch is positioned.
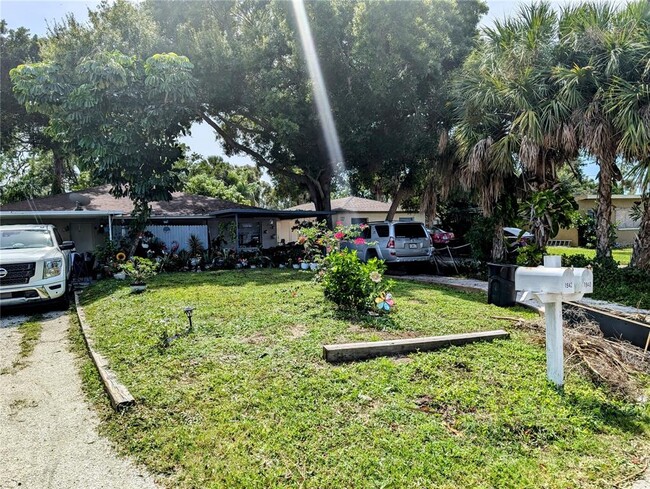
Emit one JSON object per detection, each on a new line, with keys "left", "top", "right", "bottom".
{"left": 199, "top": 111, "right": 310, "bottom": 186}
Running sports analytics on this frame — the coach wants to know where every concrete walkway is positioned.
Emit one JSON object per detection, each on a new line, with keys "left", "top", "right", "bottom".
{"left": 398, "top": 274, "right": 650, "bottom": 317}
{"left": 0, "top": 311, "right": 158, "bottom": 489}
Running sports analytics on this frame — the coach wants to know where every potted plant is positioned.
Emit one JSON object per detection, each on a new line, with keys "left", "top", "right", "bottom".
{"left": 122, "top": 257, "right": 159, "bottom": 293}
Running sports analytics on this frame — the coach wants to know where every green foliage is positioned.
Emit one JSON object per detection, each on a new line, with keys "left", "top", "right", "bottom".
{"left": 148, "top": 0, "right": 485, "bottom": 211}
{"left": 515, "top": 244, "right": 545, "bottom": 267}
{"left": 520, "top": 186, "right": 578, "bottom": 247}
{"left": 9, "top": 3, "right": 196, "bottom": 222}
{"left": 121, "top": 257, "right": 159, "bottom": 284}
{"left": 465, "top": 215, "right": 497, "bottom": 262}
{"left": 320, "top": 249, "right": 393, "bottom": 313}
{"left": 180, "top": 155, "right": 273, "bottom": 207}
{"left": 574, "top": 210, "right": 617, "bottom": 249}
{"left": 187, "top": 234, "right": 205, "bottom": 257}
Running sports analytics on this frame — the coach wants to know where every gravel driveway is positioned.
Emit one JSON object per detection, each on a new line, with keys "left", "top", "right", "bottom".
{"left": 0, "top": 310, "right": 158, "bottom": 489}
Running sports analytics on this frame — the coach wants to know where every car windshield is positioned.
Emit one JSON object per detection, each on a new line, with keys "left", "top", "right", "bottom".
{"left": 0, "top": 229, "right": 53, "bottom": 250}
{"left": 395, "top": 224, "right": 427, "bottom": 239}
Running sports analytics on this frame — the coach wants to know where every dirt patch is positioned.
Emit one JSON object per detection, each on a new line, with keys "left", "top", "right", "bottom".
{"left": 288, "top": 324, "right": 307, "bottom": 338}
{"left": 243, "top": 332, "right": 270, "bottom": 345}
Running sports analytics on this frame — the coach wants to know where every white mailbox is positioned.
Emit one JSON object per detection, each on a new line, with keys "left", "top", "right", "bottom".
{"left": 513, "top": 255, "right": 593, "bottom": 387}
{"left": 572, "top": 268, "right": 593, "bottom": 294}
{"left": 515, "top": 267, "right": 575, "bottom": 295}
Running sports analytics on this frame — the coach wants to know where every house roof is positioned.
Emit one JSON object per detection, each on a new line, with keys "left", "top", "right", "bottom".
{"left": 286, "top": 196, "right": 400, "bottom": 213}
{"left": 0, "top": 185, "right": 260, "bottom": 217}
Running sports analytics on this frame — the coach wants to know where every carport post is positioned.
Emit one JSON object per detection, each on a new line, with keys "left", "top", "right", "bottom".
{"left": 235, "top": 213, "right": 239, "bottom": 252}
{"left": 108, "top": 214, "right": 113, "bottom": 242}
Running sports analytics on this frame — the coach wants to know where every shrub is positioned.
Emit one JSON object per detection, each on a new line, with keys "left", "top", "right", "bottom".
{"left": 320, "top": 249, "right": 394, "bottom": 313}
{"left": 516, "top": 244, "right": 544, "bottom": 266}
{"left": 121, "top": 257, "right": 159, "bottom": 284}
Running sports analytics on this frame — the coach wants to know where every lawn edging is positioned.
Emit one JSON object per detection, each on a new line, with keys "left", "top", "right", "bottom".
{"left": 323, "top": 329, "right": 510, "bottom": 362}
{"left": 74, "top": 291, "right": 135, "bottom": 411}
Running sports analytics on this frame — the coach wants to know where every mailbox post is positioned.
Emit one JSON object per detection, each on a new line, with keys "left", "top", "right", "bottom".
{"left": 515, "top": 256, "right": 593, "bottom": 387}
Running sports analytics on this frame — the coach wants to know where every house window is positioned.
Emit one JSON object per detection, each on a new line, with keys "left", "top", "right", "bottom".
{"left": 398, "top": 217, "right": 414, "bottom": 222}
{"left": 239, "top": 222, "right": 262, "bottom": 248}
{"left": 351, "top": 217, "right": 368, "bottom": 225}
{"left": 616, "top": 208, "right": 640, "bottom": 229}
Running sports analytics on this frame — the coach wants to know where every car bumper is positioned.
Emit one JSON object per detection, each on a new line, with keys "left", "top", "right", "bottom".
{"left": 382, "top": 254, "right": 432, "bottom": 263}
{"left": 0, "top": 277, "right": 66, "bottom": 307}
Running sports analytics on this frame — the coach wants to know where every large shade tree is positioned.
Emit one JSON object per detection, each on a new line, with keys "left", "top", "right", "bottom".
{"left": 0, "top": 21, "right": 73, "bottom": 198}
{"left": 146, "top": 0, "right": 485, "bottom": 218}
{"left": 10, "top": 1, "right": 196, "bottom": 222}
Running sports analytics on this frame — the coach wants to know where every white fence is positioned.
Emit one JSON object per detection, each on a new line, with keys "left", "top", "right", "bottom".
{"left": 112, "top": 224, "right": 209, "bottom": 251}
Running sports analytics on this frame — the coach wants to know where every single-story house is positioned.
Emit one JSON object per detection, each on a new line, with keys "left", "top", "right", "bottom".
{"left": 553, "top": 194, "right": 641, "bottom": 246}
{"left": 0, "top": 185, "right": 329, "bottom": 254}
{"left": 277, "top": 196, "right": 426, "bottom": 243}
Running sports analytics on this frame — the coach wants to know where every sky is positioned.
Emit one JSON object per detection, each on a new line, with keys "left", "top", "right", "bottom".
{"left": 1, "top": 0, "right": 608, "bottom": 177}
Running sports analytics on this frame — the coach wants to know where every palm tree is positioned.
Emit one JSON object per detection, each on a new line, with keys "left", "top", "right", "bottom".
{"left": 554, "top": 1, "right": 648, "bottom": 261}
{"left": 604, "top": 1, "right": 650, "bottom": 268}
{"left": 452, "top": 3, "right": 577, "bottom": 260}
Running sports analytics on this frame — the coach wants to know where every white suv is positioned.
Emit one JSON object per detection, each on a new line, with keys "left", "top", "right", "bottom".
{"left": 0, "top": 224, "right": 75, "bottom": 309}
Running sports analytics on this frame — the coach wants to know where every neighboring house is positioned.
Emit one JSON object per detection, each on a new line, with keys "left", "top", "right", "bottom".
{"left": 278, "top": 196, "right": 426, "bottom": 244}
{"left": 553, "top": 194, "right": 642, "bottom": 246}
{"left": 0, "top": 185, "right": 327, "bottom": 254}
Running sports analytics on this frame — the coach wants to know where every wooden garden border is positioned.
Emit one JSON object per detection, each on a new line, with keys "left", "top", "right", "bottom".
{"left": 74, "top": 292, "right": 135, "bottom": 411}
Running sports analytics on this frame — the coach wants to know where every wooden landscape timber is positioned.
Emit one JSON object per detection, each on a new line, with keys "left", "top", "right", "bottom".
{"left": 74, "top": 292, "right": 135, "bottom": 411}
{"left": 323, "top": 329, "right": 510, "bottom": 363}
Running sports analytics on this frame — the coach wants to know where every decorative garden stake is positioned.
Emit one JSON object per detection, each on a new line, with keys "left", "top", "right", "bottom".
{"left": 184, "top": 306, "right": 195, "bottom": 333}
{"left": 515, "top": 256, "right": 593, "bottom": 387}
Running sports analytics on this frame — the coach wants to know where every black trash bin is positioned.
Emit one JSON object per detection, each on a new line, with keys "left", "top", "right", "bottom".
{"left": 487, "top": 263, "right": 518, "bottom": 307}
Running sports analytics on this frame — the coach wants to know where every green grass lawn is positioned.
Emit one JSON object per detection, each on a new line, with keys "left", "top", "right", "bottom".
{"left": 77, "top": 271, "right": 649, "bottom": 488}
{"left": 548, "top": 246, "right": 633, "bottom": 265}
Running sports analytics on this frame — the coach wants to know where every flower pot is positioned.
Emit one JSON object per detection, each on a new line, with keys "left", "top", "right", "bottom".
{"left": 114, "top": 271, "right": 126, "bottom": 280}
{"left": 309, "top": 263, "right": 319, "bottom": 271}
{"left": 292, "top": 264, "right": 300, "bottom": 270}
{"left": 130, "top": 283, "right": 147, "bottom": 293}
{"left": 300, "top": 262, "right": 309, "bottom": 270}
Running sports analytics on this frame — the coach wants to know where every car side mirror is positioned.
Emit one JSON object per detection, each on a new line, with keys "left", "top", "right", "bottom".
{"left": 60, "top": 241, "right": 75, "bottom": 251}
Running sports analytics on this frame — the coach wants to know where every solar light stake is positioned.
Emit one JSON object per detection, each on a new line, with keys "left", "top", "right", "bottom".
{"left": 184, "top": 306, "right": 195, "bottom": 333}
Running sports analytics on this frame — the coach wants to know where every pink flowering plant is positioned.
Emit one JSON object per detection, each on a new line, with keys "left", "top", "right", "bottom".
{"left": 295, "top": 220, "right": 394, "bottom": 313}
{"left": 296, "top": 220, "right": 367, "bottom": 262}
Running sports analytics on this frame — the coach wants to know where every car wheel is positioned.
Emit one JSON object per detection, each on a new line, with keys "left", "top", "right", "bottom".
{"left": 365, "top": 250, "right": 378, "bottom": 262}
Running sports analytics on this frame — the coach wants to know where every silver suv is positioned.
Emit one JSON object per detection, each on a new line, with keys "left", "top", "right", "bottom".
{"left": 344, "top": 221, "right": 432, "bottom": 264}
{"left": 0, "top": 224, "right": 75, "bottom": 309}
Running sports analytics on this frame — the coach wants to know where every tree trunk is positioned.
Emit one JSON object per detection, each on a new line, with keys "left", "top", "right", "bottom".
{"left": 305, "top": 171, "right": 333, "bottom": 229}
{"left": 595, "top": 154, "right": 614, "bottom": 260}
{"left": 385, "top": 182, "right": 413, "bottom": 221}
{"left": 491, "top": 220, "right": 506, "bottom": 263}
{"left": 630, "top": 193, "right": 650, "bottom": 270}
{"left": 51, "top": 147, "right": 65, "bottom": 195}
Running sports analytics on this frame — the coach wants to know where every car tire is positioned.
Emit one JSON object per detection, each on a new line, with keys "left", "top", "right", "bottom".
{"left": 365, "top": 250, "right": 378, "bottom": 262}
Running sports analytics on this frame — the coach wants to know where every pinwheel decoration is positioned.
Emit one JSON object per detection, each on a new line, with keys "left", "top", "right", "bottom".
{"left": 375, "top": 292, "right": 395, "bottom": 312}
